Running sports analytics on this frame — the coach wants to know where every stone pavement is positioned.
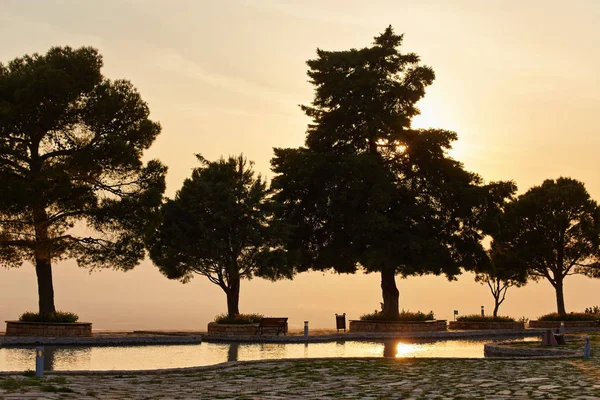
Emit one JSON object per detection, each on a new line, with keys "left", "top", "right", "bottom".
{"left": 1, "top": 356, "right": 600, "bottom": 399}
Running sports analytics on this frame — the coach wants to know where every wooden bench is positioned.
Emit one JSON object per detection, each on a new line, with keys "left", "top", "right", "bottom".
{"left": 256, "top": 317, "right": 288, "bottom": 336}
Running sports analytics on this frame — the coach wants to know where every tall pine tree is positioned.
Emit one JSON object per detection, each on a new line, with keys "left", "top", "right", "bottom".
{"left": 0, "top": 47, "right": 166, "bottom": 317}
{"left": 271, "top": 27, "right": 514, "bottom": 318}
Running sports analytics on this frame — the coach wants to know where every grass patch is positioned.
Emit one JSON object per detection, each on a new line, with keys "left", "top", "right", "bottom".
{"left": 40, "top": 384, "right": 75, "bottom": 393}
{"left": 0, "top": 377, "right": 43, "bottom": 392}
{"left": 48, "top": 376, "right": 68, "bottom": 384}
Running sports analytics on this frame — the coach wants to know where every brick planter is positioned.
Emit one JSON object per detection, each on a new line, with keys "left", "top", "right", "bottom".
{"left": 207, "top": 322, "right": 258, "bottom": 336}
{"left": 5, "top": 321, "right": 92, "bottom": 337}
{"left": 207, "top": 322, "right": 290, "bottom": 336}
{"left": 448, "top": 321, "right": 524, "bottom": 330}
{"left": 349, "top": 320, "right": 447, "bottom": 333}
{"left": 529, "top": 320, "right": 599, "bottom": 329}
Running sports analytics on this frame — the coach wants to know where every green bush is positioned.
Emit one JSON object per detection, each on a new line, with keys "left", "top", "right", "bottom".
{"left": 456, "top": 314, "right": 515, "bottom": 322}
{"left": 585, "top": 306, "right": 600, "bottom": 315}
{"left": 19, "top": 311, "right": 79, "bottom": 323}
{"left": 360, "top": 309, "right": 435, "bottom": 322}
{"left": 214, "top": 313, "right": 263, "bottom": 324}
{"left": 538, "top": 312, "right": 598, "bottom": 321}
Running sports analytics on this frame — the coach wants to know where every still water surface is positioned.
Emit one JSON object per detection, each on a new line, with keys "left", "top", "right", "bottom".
{"left": 0, "top": 338, "right": 531, "bottom": 372}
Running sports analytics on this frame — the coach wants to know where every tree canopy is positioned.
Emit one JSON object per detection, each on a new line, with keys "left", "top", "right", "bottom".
{"left": 0, "top": 46, "right": 166, "bottom": 316}
{"left": 491, "top": 177, "right": 600, "bottom": 315}
{"left": 148, "top": 154, "right": 291, "bottom": 318}
{"left": 271, "top": 26, "right": 515, "bottom": 318}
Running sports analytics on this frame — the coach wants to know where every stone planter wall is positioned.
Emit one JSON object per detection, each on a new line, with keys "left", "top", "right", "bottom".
{"left": 5, "top": 321, "right": 92, "bottom": 337}
{"left": 484, "top": 341, "right": 581, "bottom": 358}
{"left": 529, "top": 320, "right": 599, "bottom": 329}
{"left": 207, "top": 322, "right": 288, "bottom": 336}
{"left": 349, "top": 320, "right": 447, "bottom": 333}
{"left": 207, "top": 322, "right": 257, "bottom": 336}
{"left": 449, "top": 321, "right": 524, "bottom": 330}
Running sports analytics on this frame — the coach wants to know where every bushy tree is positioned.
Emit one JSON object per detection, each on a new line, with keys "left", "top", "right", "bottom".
{"left": 148, "top": 155, "right": 291, "bottom": 318}
{"left": 0, "top": 46, "right": 166, "bottom": 317}
{"left": 492, "top": 177, "right": 600, "bottom": 315}
{"left": 271, "top": 27, "right": 515, "bottom": 319}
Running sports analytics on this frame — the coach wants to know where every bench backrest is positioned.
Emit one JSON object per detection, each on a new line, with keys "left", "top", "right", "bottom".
{"left": 259, "top": 317, "right": 288, "bottom": 327}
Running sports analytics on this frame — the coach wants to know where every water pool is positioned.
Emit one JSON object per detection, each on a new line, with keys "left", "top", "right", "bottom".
{"left": 0, "top": 338, "right": 536, "bottom": 372}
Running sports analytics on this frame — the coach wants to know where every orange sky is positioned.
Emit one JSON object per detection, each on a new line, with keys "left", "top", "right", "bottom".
{"left": 1, "top": 1, "right": 599, "bottom": 329}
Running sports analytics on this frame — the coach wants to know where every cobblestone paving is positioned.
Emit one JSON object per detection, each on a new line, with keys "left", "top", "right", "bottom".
{"left": 2, "top": 356, "right": 600, "bottom": 399}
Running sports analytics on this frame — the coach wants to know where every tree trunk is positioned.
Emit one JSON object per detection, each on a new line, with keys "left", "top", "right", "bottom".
{"left": 35, "top": 257, "right": 56, "bottom": 317}
{"left": 555, "top": 279, "right": 566, "bottom": 316}
{"left": 33, "top": 206, "right": 55, "bottom": 317}
{"left": 493, "top": 299, "right": 500, "bottom": 318}
{"left": 381, "top": 268, "right": 399, "bottom": 319}
{"left": 225, "top": 276, "right": 240, "bottom": 319}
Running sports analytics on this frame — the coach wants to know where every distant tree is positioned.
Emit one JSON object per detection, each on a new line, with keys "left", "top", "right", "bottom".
{"left": 271, "top": 26, "right": 515, "bottom": 319}
{"left": 0, "top": 46, "right": 166, "bottom": 317}
{"left": 474, "top": 246, "right": 527, "bottom": 317}
{"left": 148, "top": 155, "right": 291, "bottom": 319}
{"left": 493, "top": 178, "right": 600, "bottom": 315}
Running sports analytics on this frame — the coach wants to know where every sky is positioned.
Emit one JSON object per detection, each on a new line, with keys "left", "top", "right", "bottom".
{"left": 0, "top": 0, "right": 599, "bottom": 330}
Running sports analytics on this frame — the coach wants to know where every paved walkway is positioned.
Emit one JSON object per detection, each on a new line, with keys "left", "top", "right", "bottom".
{"left": 1, "top": 356, "right": 600, "bottom": 399}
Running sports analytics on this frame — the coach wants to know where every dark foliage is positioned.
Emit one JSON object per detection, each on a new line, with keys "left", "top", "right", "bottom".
{"left": 456, "top": 314, "right": 515, "bottom": 322}
{"left": 0, "top": 46, "right": 166, "bottom": 316}
{"left": 360, "top": 310, "right": 435, "bottom": 322}
{"left": 538, "top": 312, "right": 598, "bottom": 321}
{"left": 19, "top": 311, "right": 79, "bottom": 323}
{"left": 148, "top": 154, "right": 292, "bottom": 318}
{"left": 214, "top": 313, "right": 264, "bottom": 324}
{"left": 271, "top": 26, "right": 515, "bottom": 318}
{"left": 492, "top": 177, "right": 600, "bottom": 315}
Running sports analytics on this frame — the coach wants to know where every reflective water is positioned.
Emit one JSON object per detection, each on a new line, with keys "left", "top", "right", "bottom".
{"left": 0, "top": 338, "right": 536, "bottom": 372}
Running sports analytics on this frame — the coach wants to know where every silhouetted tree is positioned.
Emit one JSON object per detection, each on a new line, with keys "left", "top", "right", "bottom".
{"left": 492, "top": 178, "right": 600, "bottom": 316}
{"left": 0, "top": 46, "right": 166, "bottom": 317}
{"left": 474, "top": 246, "right": 527, "bottom": 317}
{"left": 271, "top": 26, "right": 515, "bottom": 319}
{"left": 148, "top": 155, "right": 291, "bottom": 318}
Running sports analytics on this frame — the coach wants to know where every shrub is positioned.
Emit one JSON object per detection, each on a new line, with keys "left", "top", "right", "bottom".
{"left": 538, "top": 312, "right": 598, "bottom": 321}
{"left": 360, "top": 309, "right": 435, "bottom": 322}
{"left": 456, "top": 314, "right": 515, "bottom": 322}
{"left": 214, "top": 313, "right": 263, "bottom": 324}
{"left": 19, "top": 311, "right": 79, "bottom": 323}
{"left": 585, "top": 306, "right": 600, "bottom": 315}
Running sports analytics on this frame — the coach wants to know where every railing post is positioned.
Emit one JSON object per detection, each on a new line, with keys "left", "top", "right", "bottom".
{"left": 35, "top": 346, "right": 44, "bottom": 377}
{"left": 584, "top": 337, "right": 591, "bottom": 359}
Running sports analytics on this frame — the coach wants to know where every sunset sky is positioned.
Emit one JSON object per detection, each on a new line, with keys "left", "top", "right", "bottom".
{"left": 1, "top": 0, "right": 599, "bottom": 330}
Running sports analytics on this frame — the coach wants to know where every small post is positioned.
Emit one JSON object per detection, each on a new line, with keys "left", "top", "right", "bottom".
{"left": 453, "top": 310, "right": 458, "bottom": 321}
{"left": 559, "top": 321, "right": 565, "bottom": 334}
{"left": 35, "top": 346, "right": 44, "bottom": 377}
{"left": 304, "top": 321, "right": 309, "bottom": 337}
{"left": 584, "top": 336, "right": 591, "bottom": 359}
{"left": 481, "top": 306, "right": 484, "bottom": 317}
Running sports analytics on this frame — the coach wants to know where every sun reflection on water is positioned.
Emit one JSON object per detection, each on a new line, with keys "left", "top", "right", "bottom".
{"left": 395, "top": 343, "right": 417, "bottom": 357}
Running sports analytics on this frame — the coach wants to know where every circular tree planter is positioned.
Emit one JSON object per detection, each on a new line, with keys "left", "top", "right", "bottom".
{"left": 529, "top": 320, "right": 599, "bottom": 329}
{"left": 484, "top": 340, "right": 582, "bottom": 358}
{"left": 449, "top": 321, "right": 524, "bottom": 330}
{"left": 5, "top": 321, "right": 92, "bottom": 337}
{"left": 349, "top": 320, "right": 447, "bottom": 333}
